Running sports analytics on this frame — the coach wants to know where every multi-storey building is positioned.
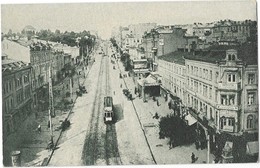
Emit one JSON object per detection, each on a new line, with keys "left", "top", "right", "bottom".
{"left": 142, "top": 26, "right": 187, "bottom": 71}
{"left": 240, "top": 43, "right": 258, "bottom": 134}
{"left": 2, "top": 38, "right": 70, "bottom": 113}
{"left": 158, "top": 51, "right": 186, "bottom": 106}
{"left": 157, "top": 42, "right": 258, "bottom": 160}
{"left": 2, "top": 54, "right": 33, "bottom": 138}
{"left": 211, "top": 19, "right": 257, "bottom": 43}
{"left": 243, "top": 64, "right": 258, "bottom": 133}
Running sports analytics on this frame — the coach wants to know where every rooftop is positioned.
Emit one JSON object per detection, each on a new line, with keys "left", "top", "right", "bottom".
{"left": 185, "top": 43, "right": 258, "bottom": 65}
{"left": 2, "top": 58, "right": 28, "bottom": 72}
{"left": 158, "top": 51, "right": 187, "bottom": 65}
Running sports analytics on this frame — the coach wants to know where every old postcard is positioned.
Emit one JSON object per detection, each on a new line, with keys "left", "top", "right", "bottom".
{"left": 1, "top": 0, "right": 258, "bottom": 167}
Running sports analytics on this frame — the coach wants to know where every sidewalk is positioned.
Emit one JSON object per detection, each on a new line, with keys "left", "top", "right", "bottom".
{"left": 3, "top": 62, "right": 93, "bottom": 166}
{"left": 117, "top": 61, "right": 215, "bottom": 164}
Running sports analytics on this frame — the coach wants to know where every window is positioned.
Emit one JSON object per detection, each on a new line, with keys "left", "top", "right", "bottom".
{"left": 227, "top": 74, "right": 236, "bottom": 82}
{"left": 191, "top": 79, "right": 193, "bottom": 90}
{"left": 203, "top": 85, "right": 208, "bottom": 97}
{"left": 228, "top": 54, "right": 232, "bottom": 61}
{"left": 221, "top": 94, "right": 235, "bottom": 105}
{"left": 248, "top": 74, "right": 255, "bottom": 84}
{"left": 228, "top": 118, "right": 234, "bottom": 126}
{"left": 229, "top": 95, "right": 235, "bottom": 105}
{"left": 220, "top": 117, "right": 226, "bottom": 129}
{"left": 248, "top": 92, "right": 256, "bottom": 105}
{"left": 232, "top": 54, "right": 236, "bottom": 60}
{"left": 10, "top": 98, "right": 13, "bottom": 107}
{"left": 215, "top": 111, "right": 218, "bottom": 126}
{"left": 221, "top": 95, "right": 227, "bottom": 105}
{"left": 215, "top": 72, "right": 219, "bottom": 83}
{"left": 24, "top": 75, "right": 29, "bottom": 83}
{"left": 247, "top": 115, "right": 254, "bottom": 129}
{"left": 199, "top": 83, "right": 202, "bottom": 93}
{"left": 209, "top": 70, "right": 212, "bottom": 81}
{"left": 194, "top": 81, "right": 198, "bottom": 92}
{"left": 9, "top": 81, "right": 12, "bottom": 93}
{"left": 210, "top": 108, "right": 213, "bottom": 120}
{"left": 209, "top": 87, "right": 212, "bottom": 99}
{"left": 205, "top": 69, "right": 208, "bottom": 80}
{"left": 16, "top": 77, "right": 22, "bottom": 88}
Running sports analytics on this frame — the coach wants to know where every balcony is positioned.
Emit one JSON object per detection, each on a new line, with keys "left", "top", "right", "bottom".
{"left": 217, "top": 104, "right": 241, "bottom": 111}
{"left": 218, "top": 82, "right": 241, "bottom": 91}
{"left": 222, "top": 125, "right": 235, "bottom": 132}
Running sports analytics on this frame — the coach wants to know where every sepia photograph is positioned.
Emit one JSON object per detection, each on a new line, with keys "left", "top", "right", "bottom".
{"left": 1, "top": 0, "right": 259, "bottom": 167}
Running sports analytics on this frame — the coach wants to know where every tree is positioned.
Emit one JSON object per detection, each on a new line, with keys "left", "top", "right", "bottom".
{"left": 159, "top": 115, "right": 195, "bottom": 147}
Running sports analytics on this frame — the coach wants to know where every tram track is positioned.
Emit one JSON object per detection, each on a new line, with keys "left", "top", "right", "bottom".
{"left": 82, "top": 56, "right": 105, "bottom": 165}
{"left": 82, "top": 49, "right": 122, "bottom": 166}
{"left": 104, "top": 56, "right": 122, "bottom": 165}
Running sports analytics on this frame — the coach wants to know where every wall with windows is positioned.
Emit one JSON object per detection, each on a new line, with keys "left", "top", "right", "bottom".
{"left": 2, "top": 66, "right": 32, "bottom": 137}
{"left": 242, "top": 65, "right": 258, "bottom": 132}
{"left": 158, "top": 59, "right": 186, "bottom": 104}
{"left": 158, "top": 48, "right": 257, "bottom": 135}
{"left": 185, "top": 59, "right": 220, "bottom": 129}
{"left": 217, "top": 49, "right": 244, "bottom": 133}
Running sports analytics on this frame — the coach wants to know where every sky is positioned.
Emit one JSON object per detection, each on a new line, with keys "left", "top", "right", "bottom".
{"left": 1, "top": 0, "right": 257, "bottom": 39}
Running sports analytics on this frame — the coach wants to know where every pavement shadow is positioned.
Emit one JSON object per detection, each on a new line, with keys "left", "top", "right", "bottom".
{"left": 113, "top": 104, "right": 124, "bottom": 123}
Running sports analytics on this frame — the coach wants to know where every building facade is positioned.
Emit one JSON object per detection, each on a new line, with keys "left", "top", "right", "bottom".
{"left": 242, "top": 63, "right": 258, "bottom": 133}
{"left": 157, "top": 43, "right": 258, "bottom": 158}
{"left": 158, "top": 52, "right": 186, "bottom": 105}
{"left": 2, "top": 55, "right": 33, "bottom": 139}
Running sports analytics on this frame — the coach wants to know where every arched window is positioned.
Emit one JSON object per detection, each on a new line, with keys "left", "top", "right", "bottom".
{"left": 247, "top": 115, "right": 254, "bottom": 129}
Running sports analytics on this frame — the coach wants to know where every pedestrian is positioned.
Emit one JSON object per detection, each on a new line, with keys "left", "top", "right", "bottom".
{"left": 168, "top": 101, "right": 171, "bottom": 109}
{"left": 37, "top": 124, "right": 41, "bottom": 133}
{"left": 120, "top": 83, "right": 122, "bottom": 88}
{"left": 114, "top": 91, "right": 115, "bottom": 95}
{"left": 157, "top": 99, "right": 160, "bottom": 106}
{"left": 191, "top": 153, "right": 195, "bottom": 163}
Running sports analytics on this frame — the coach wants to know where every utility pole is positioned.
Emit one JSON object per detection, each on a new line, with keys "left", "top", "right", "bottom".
{"left": 207, "top": 132, "right": 210, "bottom": 163}
{"left": 70, "top": 78, "right": 73, "bottom": 102}
{"left": 48, "top": 63, "right": 54, "bottom": 142}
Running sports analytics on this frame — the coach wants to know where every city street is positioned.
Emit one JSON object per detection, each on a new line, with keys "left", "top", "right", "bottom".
{"left": 2, "top": 3, "right": 258, "bottom": 166}
{"left": 113, "top": 46, "right": 214, "bottom": 164}
{"left": 49, "top": 43, "right": 156, "bottom": 165}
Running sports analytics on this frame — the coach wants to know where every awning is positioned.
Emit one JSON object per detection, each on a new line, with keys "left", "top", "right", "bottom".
{"left": 133, "top": 69, "right": 150, "bottom": 73}
{"left": 170, "top": 94, "right": 180, "bottom": 101}
{"left": 185, "top": 114, "right": 197, "bottom": 126}
{"left": 137, "top": 74, "right": 160, "bottom": 87}
{"left": 246, "top": 141, "right": 259, "bottom": 155}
